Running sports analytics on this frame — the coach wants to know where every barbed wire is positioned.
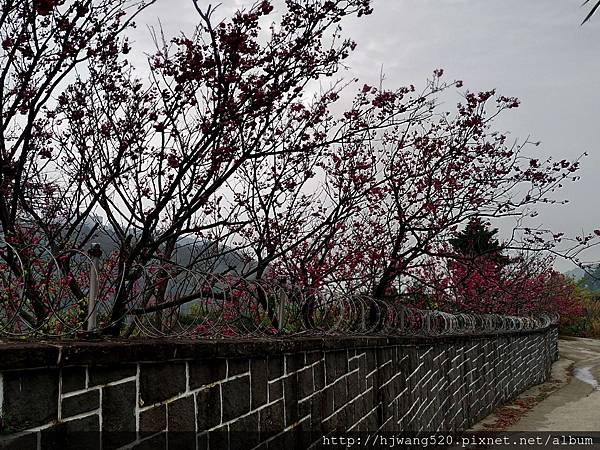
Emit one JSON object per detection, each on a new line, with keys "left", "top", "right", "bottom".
{"left": 0, "top": 241, "right": 560, "bottom": 339}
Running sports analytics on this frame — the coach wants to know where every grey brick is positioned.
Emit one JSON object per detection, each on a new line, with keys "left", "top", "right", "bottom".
{"left": 222, "top": 375, "right": 250, "bottom": 422}
{"left": 61, "top": 367, "right": 86, "bottom": 393}
{"left": 189, "top": 359, "right": 226, "bottom": 389}
{"left": 88, "top": 365, "right": 135, "bottom": 387}
{"left": 196, "top": 385, "right": 221, "bottom": 431}
{"left": 139, "top": 362, "right": 186, "bottom": 405}
{"left": 61, "top": 389, "right": 99, "bottom": 418}
{"left": 2, "top": 368, "right": 58, "bottom": 431}
{"left": 102, "top": 382, "right": 136, "bottom": 449}
{"left": 139, "top": 405, "right": 166, "bottom": 434}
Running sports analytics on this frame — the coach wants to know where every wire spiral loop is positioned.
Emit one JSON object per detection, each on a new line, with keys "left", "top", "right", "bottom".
{"left": 0, "top": 242, "right": 560, "bottom": 339}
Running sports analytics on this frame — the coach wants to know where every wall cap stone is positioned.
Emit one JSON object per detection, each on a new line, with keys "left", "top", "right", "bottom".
{"left": 0, "top": 324, "right": 557, "bottom": 371}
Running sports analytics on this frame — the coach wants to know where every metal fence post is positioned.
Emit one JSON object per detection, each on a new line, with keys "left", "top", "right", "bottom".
{"left": 88, "top": 243, "right": 103, "bottom": 331}
{"left": 277, "top": 277, "right": 288, "bottom": 332}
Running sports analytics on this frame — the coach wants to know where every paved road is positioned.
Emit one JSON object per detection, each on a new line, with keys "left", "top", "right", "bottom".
{"left": 505, "top": 337, "right": 600, "bottom": 431}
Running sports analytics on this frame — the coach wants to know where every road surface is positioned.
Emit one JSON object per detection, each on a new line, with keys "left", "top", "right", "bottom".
{"left": 473, "top": 337, "right": 600, "bottom": 432}
{"left": 507, "top": 337, "right": 600, "bottom": 431}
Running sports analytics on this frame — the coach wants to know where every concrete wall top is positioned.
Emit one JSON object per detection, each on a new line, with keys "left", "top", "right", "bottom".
{"left": 0, "top": 325, "right": 558, "bottom": 371}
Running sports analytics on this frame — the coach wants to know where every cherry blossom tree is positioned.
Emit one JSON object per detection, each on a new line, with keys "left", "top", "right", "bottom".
{"left": 2, "top": 0, "right": 380, "bottom": 334}
{"left": 0, "top": 0, "right": 585, "bottom": 336}
{"left": 408, "top": 247, "right": 584, "bottom": 326}
{"left": 0, "top": 0, "right": 156, "bottom": 332}
{"left": 262, "top": 72, "right": 581, "bottom": 298}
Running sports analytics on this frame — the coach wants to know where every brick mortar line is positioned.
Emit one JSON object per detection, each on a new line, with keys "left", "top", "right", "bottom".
{"left": 57, "top": 369, "right": 63, "bottom": 421}
{"left": 119, "top": 430, "right": 163, "bottom": 450}
{"left": 365, "top": 367, "right": 378, "bottom": 379}
{"left": 98, "top": 386, "right": 103, "bottom": 449}
{"left": 193, "top": 392, "right": 198, "bottom": 436}
{"left": 297, "top": 367, "right": 359, "bottom": 405}
{"left": 185, "top": 361, "right": 190, "bottom": 392}
{"left": 433, "top": 351, "right": 446, "bottom": 362}
{"left": 388, "top": 386, "right": 408, "bottom": 407}
{"left": 406, "top": 361, "right": 424, "bottom": 380}
{"left": 320, "top": 384, "right": 372, "bottom": 423}
{"left": 379, "top": 368, "right": 404, "bottom": 390}
{"left": 416, "top": 396, "right": 436, "bottom": 422}
{"left": 430, "top": 375, "right": 446, "bottom": 394}
{"left": 218, "top": 383, "right": 223, "bottom": 425}
{"left": 247, "top": 414, "right": 311, "bottom": 450}
{"left": 61, "top": 386, "right": 101, "bottom": 399}
{"left": 419, "top": 369, "right": 435, "bottom": 390}
{"left": 267, "top": 357, "right": 322, "bottom": 384}
{"left": 406, "top": 396, "right": 426, "bottom": 426}
{"left": 61, "top": 375, "right": 136, "bottom": 398}
{"left": 61, "top": 410, "right": 99, "bottom": 423}
{"left": 378, "top": 360, "right": 392, "bottom": 370}
{"left": 380, "top": 415, "right": 393, "bottom": 430}
{"left": 135, "top": 364, "right": 140, "bottom": 436}
{"left": 137, "top": 371, "right": 249, "bottom": 412}
{"left": 200, "top": 396, "right": 285, "bottom": 432}
{"left": 348, "top": 352, "right": 366, "bottom": 361}
{"left": 420, "top": 347, "right": 433, "bottom": 359}
{"left": 350, "top": 402, "right": 380, "bottom": 430}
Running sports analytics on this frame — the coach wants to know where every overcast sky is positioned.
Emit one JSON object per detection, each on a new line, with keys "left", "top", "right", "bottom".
{"left": 130, "top": 0, "right": 600, "bottom": 270}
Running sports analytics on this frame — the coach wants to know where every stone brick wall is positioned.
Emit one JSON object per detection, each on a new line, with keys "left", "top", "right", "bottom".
{"left": 0, "top": 326, "right": 558, "bottom": 449}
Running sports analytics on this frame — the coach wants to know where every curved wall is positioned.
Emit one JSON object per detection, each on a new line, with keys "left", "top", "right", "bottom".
{"left": 0, "top": 326, "right": 558, "bottom": 449}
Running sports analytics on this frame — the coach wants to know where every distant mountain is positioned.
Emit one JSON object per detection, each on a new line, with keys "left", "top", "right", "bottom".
{"left": 84, "top": 225, "right": 257, "bottom": 313}
{"left": 564, "top": 267, "right": 586, "bottom": 281}
{"left": 84, "top": 224, "right": 255, "bottom": 276}
{"left": 578, "top": 265, "right": 600, "bottom": 293}
{"left": 563, "top": 265, "right": 600, "bottom": 293}
{"left": 0, "top": 220, "right": 255, "bottom": 276}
